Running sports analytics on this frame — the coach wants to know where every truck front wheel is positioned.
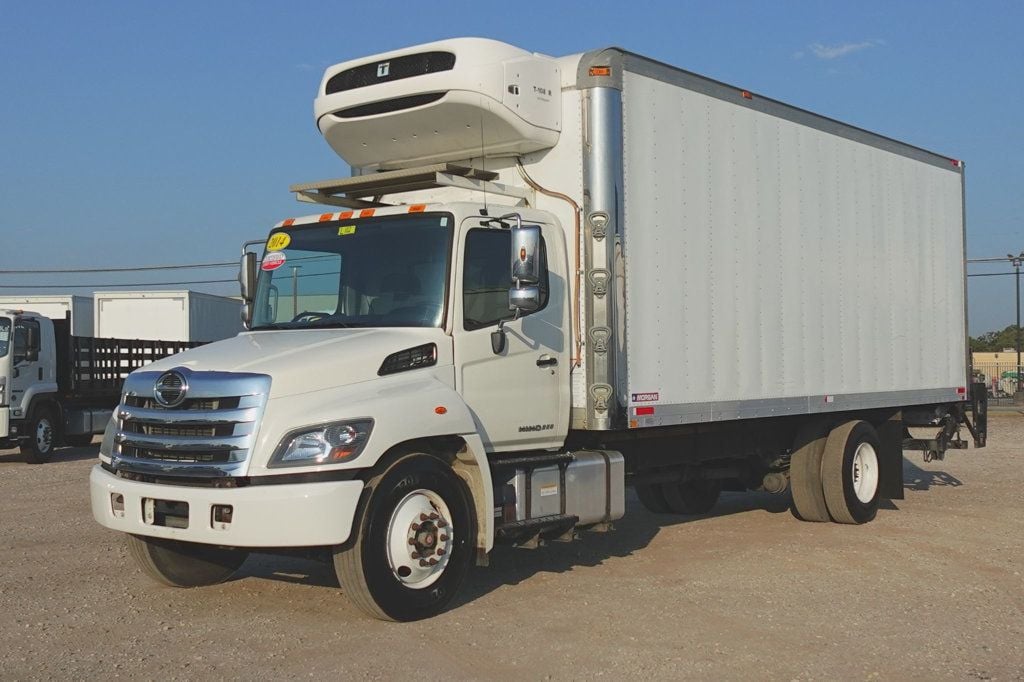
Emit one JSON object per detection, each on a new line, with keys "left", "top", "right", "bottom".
{"left": 127, "top": 535, "right": 249, "bottom": 587}
{"left": 21, "top": 407, "right": 56, "bottom": 464}
{"left": 333, "top": 453, "right": 475, "bottom": 621}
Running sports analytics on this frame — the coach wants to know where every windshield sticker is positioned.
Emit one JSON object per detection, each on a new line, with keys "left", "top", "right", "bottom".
{"left": 266, "top": 233, "right": 291, "bottom": 251}
{"left": 261, "top": 251, "right": 287, "bottom": 271}
{"left": 338, "top": 225, "right": 356, "bottom": 236}
{"left": 440, "top": 217, "right": 449, "bottom": 226}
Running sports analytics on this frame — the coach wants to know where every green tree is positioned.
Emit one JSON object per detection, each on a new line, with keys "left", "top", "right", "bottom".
{"left": 970, "top": 325, "right": 1023, "bottom": 352}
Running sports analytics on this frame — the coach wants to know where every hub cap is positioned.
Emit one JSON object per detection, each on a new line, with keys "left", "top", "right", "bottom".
{"left": 35, "top": 418, "right": 53, "bottom": 453}
{"left": 851, "top": 442, "right": 879, "bottom": 503}
{"left": 386, "top": 489, "right": 453, "bottom": 589}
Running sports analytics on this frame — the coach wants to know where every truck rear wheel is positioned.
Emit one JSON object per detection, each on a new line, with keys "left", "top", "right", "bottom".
{"left": 662, "top": 479, "right": 721, "bottom": 515}
{"left": 633, "top": 483, "right": 671, "bottom": 513}
{"left": 333, "top": 452, "right": 475, "bottom": 621}
{"left": 21, "top": 407, "right": 56, "bottom": 464}
{"left": 790, "top": 421, "right": 831, "bottom": 522}
{"left": 127, "top": 535, "right": 248, "bottom": 587}
{"left": 821, "top": 420, "right": 881, "bottom": 524}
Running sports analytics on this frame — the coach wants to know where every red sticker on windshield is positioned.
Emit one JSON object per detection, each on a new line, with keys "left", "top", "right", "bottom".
{"left": 261, "top": 251, "right": 286, "bottom": 271}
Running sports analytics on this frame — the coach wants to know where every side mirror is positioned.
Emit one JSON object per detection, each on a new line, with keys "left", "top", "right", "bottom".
{"left": 510, "top": 225, "right": 542, "bottom": 285}
{"left": 240, "top": 302, "right": 253, "bottom": 330}
{"left": 239, "top": 252, "right": 258, "bottom": 303}
{"left": 25, "top": 325, "right": 39, "bottom": 362}
{"left": 508, "top": 285, "right": 541, "bottom": 314}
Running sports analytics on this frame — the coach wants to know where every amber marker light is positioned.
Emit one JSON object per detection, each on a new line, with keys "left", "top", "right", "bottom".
{"left": 589, "top": 66, "right": 611, "bottom": 77}
{"left": 435, "top": 406, "right": 448, "bottom": 415}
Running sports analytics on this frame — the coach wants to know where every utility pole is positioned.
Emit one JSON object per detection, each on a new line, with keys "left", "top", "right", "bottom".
{"left": 1011, "top": 252, "right": 1024, "bottom": 400}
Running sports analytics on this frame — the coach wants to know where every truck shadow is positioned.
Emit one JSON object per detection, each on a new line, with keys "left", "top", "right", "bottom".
{"left": 902, "top": 457, "right": 963, "bottom": 491}
{"left": 458, "top": 489, "right": 790, "bottom": 604}
{"left": 236, "top": 489, "right": 795, "bottom": 593}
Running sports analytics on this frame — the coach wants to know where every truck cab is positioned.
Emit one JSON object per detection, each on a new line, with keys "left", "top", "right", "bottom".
{"left": 0, "top": 310, "right": 58, "bottom": 458}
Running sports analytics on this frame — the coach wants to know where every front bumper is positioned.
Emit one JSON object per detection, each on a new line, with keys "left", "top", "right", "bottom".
{"left": 90, "top": 465, "right": 364, "bottom": 548}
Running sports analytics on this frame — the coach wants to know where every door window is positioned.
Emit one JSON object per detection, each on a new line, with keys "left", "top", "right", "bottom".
{"left": 463, "top": 229, "right": 548, "bottom": 330}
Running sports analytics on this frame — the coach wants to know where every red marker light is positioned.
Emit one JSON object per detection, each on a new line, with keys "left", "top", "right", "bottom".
{"left": 741, "top": 90, "right": 753, "bottom": 100}
{"left": 636, "top": 406, "right": 655, "bottom": 416}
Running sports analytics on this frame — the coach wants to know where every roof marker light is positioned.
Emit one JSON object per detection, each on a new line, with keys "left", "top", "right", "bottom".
{"left": 409, "top": 204, "right": 426, "bottom": 213}
{"left": 589, "top": 66, "right": 611, "bottom": 77}
{"left": 741, "top": 90, "right": 753, "bottom": 100}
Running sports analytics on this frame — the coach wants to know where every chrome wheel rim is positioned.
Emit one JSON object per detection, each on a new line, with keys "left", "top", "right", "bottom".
{"left": 385, "top": 489, "right": 453, "bottom": 589}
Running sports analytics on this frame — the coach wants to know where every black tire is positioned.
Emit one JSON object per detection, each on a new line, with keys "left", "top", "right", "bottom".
{"left": 333, "top": 453, "right": 475, "bottom": 621}
{"left": 790, "top": 421, "right": 831, "bottom": 522}
{"left": 821, "top": 420, "right": 881, "bottom": 525}
{"left": 633, "top": 482, "right": 671, "bottom": 513}
{"left": 127, "top": 534, "right": 248, "bottom": 587}
{"left": 20, "top": 407, "right": 56, "bottom": 464}
{"left": 661, "top": 479, "right": 721, "bottom": 515}
{"left": 64, "top": 434, "right": 96, "bottom": 448}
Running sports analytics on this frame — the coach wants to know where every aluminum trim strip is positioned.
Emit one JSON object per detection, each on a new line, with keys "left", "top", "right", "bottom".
{"left": 630, "top": 388, "right": 967, "bottom": 427}
{"left": 124, "top": 369, "right": 271, "bottom": 400}
{"left": 115, "top": 433, "right": 250, "bottom": 451}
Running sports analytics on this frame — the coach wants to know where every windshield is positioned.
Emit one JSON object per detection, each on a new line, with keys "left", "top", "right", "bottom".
{"left": 251, "top": 213, "right": 452, "bottom": 330}
{"left": 0, "top": 317, "right": 9, "bottom": 358}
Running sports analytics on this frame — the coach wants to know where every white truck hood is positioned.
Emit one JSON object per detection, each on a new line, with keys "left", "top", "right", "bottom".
{"left": 140, "top": 328, "right": 451, "bottom": 399}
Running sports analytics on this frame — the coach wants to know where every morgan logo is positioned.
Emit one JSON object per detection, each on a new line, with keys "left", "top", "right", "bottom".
{"left": 631, "top": 392, "right": 659, "bottom": 403}
{"left": 518, "top": 424, "right": 555, "bottom": 433}
{"left": 376, "top": 61, "right": 390, "bottom": 78}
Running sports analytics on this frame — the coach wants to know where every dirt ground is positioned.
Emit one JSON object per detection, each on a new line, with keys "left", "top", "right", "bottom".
{"left": 1, "top": 414, "right": 1021, "bottom": 680}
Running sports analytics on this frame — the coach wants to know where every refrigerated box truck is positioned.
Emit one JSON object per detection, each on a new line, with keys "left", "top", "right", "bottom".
{"left": 90, "top": 38, "right": 986, "bottom": 621}
{"left": 0, "top": 295, "right": 94, "bottom": 336}
{"left": 93, "top": 290, "right": 241, "bottom": 342}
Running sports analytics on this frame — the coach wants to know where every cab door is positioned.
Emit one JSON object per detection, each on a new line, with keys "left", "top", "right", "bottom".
{"left": 453, "top": 218, "right": 570, "bottom": 451}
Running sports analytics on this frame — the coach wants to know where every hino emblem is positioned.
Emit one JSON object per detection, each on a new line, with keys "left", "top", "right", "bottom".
{"left": 154, "top": 370, "right": 188, "bottom": 408}
{"left": 376, "top": 61, "right": 390, "bottom": 78}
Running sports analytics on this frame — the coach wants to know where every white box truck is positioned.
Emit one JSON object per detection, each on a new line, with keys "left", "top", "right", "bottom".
{"left": 0, "top": 295, "right": 94, "bottom": 336}
{"left": 89, "top": 38, "right": 986, "bottom": 621}
{"left": 93, "top": 290, "right": 241, "bottom": 342}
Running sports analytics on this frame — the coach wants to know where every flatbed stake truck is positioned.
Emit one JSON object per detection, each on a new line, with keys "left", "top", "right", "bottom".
{"left": 89, "top": 38, "right": 986, "bottom": 621}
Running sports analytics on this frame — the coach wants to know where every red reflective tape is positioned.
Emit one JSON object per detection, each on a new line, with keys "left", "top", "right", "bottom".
{"left": 359, "top": 208, "right": 376, "bottom": 218}
{"left": 339, "top": 211, "right": 354, "bottom": 220}
{"left": 281, "top": 218, "right": 295, "bottom": 227}
{"left": 635, "top": 406, "right": 655, "bottom": 416}
{"left": 318, "top": 213, "right": 334, "bottom": 222}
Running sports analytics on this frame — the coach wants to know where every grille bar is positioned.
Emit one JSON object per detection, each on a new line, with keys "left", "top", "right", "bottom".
{"left": 118, "top": 405, "right": 259, "bottom": 426}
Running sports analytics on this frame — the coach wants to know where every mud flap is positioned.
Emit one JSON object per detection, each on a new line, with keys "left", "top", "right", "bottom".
{"left": 876, "top": 414, "right": 905, "bottom": 500}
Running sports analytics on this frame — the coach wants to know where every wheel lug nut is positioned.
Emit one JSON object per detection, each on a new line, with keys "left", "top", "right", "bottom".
{"left": 436, "top": 549, "right": 446, "bottom": 556}
{"left": 419, "top": 513, "right": 429, "bottom": 521}
{"left": 429, "top": 512, "right": 439, "bottom": 520}
{"left": 439, "top": 534, "right": 448, "bottom": 542}
{"left": 419, "top": 559, "right": 429, "bottom": 567}
{"left": 436, "top": 519, "right": 447, "bottom": 528}
{"left": 408, "top": 538, "right": 416, "bottom": 545}
{"left": 428, "top": 558, "right": 438, "bottom": 565}
{"left": 411, "top": 551, "right": 420, "bottom": 559}
{"left": 411, "top": 523, "right": 420, "bottom": 531}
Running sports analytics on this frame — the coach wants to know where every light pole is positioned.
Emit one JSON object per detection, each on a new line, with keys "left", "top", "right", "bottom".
{"left": 1011, "top": 251, "right": 1024, "bottom": 399}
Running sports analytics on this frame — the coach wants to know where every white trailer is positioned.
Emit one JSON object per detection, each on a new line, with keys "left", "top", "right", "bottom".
{"left": 93, "top": 290, "right": 240, "bottom": 342}
{"left": 0, "top": 295, "right": 93, "bottom": 336}
{"left": 90, "top": 38, "right": 986, "bottom": 621}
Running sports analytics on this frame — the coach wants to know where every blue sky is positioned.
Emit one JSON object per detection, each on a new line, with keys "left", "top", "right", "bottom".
{"left": 1, "top": 1, "right": 1021, "bottom": 334}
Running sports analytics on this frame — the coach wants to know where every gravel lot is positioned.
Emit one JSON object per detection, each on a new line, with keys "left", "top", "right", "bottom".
{"left": 1, "top": 414, "right": 1022, "bottom": 680}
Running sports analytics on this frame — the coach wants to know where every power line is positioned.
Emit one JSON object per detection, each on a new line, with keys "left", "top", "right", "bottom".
{"left": 968, "top": 272, "right": 1020, "bottom": 278}
{"left": 0, "top": 261, "right": 236, "bottom": 274}
{"left": 0, "top": 278, "right": 238, "bottom": 289}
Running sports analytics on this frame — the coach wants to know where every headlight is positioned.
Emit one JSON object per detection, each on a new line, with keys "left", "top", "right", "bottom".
{"left": 269, "top": 419, "right": 373, "bottom": 468}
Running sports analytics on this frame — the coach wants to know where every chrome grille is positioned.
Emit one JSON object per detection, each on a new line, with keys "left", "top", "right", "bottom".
{"left": 112, "top": 368, "right": 271, "bottom": 477}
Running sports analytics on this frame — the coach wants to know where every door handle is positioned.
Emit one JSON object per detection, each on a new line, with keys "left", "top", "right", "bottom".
{"left": 536, "top": 355, "right": 558, "bottom": 367}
